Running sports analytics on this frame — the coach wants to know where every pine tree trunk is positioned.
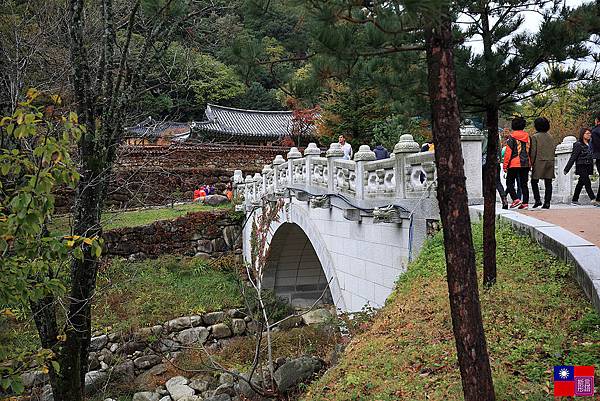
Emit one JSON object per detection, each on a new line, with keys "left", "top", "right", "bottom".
{"left": 481, "top": 3, "right": 498, "bottom": 287}
{"left": 424, "top": 12, "right": 496, "bottom": 401}
{"left": 483, "top": 106, "right": 499, "bottom": 286}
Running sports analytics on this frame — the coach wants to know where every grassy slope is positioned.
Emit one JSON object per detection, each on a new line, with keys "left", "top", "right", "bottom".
{"left": 0, "top": 256, "right": 242, "bottom": 359}
{"left": 302, "top": 223, "right": 600, "bottom": 401}
{"left": 49, "top": 203, "right": 227, "bottom": 235}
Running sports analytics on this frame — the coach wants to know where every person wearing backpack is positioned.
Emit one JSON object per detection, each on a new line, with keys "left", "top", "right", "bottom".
{"left": 503, "top": 116, "right": 531, "bottom": 209}
{"left": 530, "top": 117, "right": 555, "bottom": 209}
{"left": 564, "top": 127, "right": 596, "bottom": 205}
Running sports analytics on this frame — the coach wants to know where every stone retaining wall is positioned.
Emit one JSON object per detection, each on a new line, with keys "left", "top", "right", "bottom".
{"left": 103, "top": 210, "right": 243, "bottom": 259}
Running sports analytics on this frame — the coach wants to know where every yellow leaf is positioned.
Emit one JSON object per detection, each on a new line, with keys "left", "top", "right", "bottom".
{"left": 0, "top": 116, "right": 11, "bottom": 127}
{"left": 1, "top": 308, "right": 15, "bottom": 318}
{"left": 69, "top": 111, "right": 78, "bottom": 124}
{"left": 40, "top": 365, "right": 49, "bottom": 374}
{"left": 50, "top": 94, "right": 62, "bottom": 105}
{"left": 83, "top": 238, "right": 93, "bottom": 245}
{"left": 56, "top": 334, "right": 66, "bottom": 342}
{"left": 26, "top": 88, "right": 40, "bottom": 100}
{"left": 66, "top": 240, "right": 75, "bottom": 248}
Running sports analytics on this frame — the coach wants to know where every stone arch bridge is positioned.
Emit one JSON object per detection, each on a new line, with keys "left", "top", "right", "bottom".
{"left": 233, "top": 130, "right": 583, "bottom": 312}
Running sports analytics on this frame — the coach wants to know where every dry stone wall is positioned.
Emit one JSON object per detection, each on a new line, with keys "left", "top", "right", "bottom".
{"left": 103, "top": 210, "right": 243, "bottom": 259}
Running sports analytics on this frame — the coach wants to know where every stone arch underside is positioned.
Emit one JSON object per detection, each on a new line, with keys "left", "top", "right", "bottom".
{"left": 264, "top": 223, "right": 333, "bottom": 308}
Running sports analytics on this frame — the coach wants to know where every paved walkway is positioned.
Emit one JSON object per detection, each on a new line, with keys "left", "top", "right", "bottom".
{"left": 519, "top": 205, "right": 600, "bottom": 248}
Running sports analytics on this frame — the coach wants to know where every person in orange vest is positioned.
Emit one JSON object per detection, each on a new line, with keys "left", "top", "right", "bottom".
{"left": 193, "top": 186, "right": 206, "bottom": 202}
{"left": 503, "top": 116, "right": 531, "bottom": 209}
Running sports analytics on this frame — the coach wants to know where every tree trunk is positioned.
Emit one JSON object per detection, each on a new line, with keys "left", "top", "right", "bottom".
{"left": 480, "top": 3, "right": 498, "bottom": 287}
{"left": 424, "top": 12, "right": 496, "bottom": 401}
{"left": 483, "top": 106, "right": 499, "bottom": 286}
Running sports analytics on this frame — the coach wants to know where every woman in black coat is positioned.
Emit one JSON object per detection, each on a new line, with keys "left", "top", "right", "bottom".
{"left": 564, "top": 127, "right": 596, "bottom": 204}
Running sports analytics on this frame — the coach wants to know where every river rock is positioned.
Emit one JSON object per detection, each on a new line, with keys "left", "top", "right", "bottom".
{"left": 205, "top": 194, "right": 229, "bottom": 206}
{"left": 176, "top": 326, "right": 209, "bottom": 345}
{"left": 203, "top": 311, "right": 226, "bottom": 325}
{"left": 301, "top": 308, "right": 332, "bottom": 325}
{"left": 166, "top": 376, "right": 194, "bottom": 401}
{"left": 166, "top": 316, "right": 192, "bottom": 332}
{"left": 204, "top": 394, "right": 231, "bottom": 401}
{"left": 134, "top": 354, "right": 162, "bottom": 369}
{"left": 21, "top": 370, "right": 48, "bottom": 388}
{"left": 112, "top": 360, "right": 135, "bottom": 383}
{"left": 89, "top": 334, "right": 108, "bottom": 351}
{"left": 189, "top": 378, "right": 209, "bottom": 392}
{"left": 133, "top": 392, "right": 160, "bottom": 401}
{"left": 231, "top": 319, "right": 246, "bottom": 335}
{"left": 211, "top": 323, "right": 232, "bottom": 339}
{"left": 273, "top": 356, "right": 323, "bottom": 393}
{"left": 84, "top": 370, "right": 109, "bottom": 394}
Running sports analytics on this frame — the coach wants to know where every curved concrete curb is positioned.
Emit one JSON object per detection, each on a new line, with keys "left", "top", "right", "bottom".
{"left": 469, "top": 205, "right": 600, "bottom": 313}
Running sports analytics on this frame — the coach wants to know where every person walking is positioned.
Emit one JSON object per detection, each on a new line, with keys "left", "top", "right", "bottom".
{"left": 591, "top": 112, "right": 600, "bottom": 205}
{"left": 338, "top": 135, "right": 353, "bottom": 160}
{"left": 530, "top": 117, "right": 555, "bottom": 209}
{"left": 564, "top": 127, "right": 596, "bottom": 205}
{"left": 503, "top": 116, "right": 531, "bottom": 209}
{"left": 373, "top": 143, "right": 390, "bottom": 160}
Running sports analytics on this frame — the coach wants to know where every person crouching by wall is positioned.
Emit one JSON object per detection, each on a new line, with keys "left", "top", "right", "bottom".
{"left": 503, "top": 116, "right": 531, "bottom": 209}
{"left": 564, "top": 127, "right": 597, "bottom": 205}
{"left": 530, "top": 117, "right": 555, "bottom": 209}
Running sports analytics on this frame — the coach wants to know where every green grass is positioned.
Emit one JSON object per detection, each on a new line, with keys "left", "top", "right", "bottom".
{"left": 49, "top": 203, "right": 229, "bottom": 235}
{"left": 302, "top": 222, "right": 600, "bottom": 401}
{"left": 0, "top": 255, "right": 243, "bottom": 359}
{"left": 93, "top": 255, "right": 243, "bottom": 333}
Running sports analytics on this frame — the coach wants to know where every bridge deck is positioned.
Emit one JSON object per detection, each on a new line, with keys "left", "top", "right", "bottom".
{"left": 519, "top": 205, "right": 600, "bottom": 248}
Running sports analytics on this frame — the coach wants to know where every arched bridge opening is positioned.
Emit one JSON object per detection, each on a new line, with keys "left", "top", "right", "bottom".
{"left": 263, "top": 223, "right": 333, "bottom": 308}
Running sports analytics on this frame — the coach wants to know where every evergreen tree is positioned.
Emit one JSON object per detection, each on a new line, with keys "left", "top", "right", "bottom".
{"left": 455, "top": 0, "right": 598, "bottom": 287}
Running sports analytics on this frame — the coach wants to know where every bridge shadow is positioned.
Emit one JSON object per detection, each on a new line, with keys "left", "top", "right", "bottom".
{"left": 263, "top": 222, "right": 333, "bottom": 308}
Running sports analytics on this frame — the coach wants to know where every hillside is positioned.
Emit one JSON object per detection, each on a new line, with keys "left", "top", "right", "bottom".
{"left": 302, "top": 223, "right": 600, "bottom": 401}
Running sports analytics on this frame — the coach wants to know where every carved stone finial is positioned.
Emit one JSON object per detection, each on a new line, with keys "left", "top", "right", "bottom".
{"left": 233, "top": 170, "right": 243, "bottom": 184}
{"left": 459, "top": 122, "right": 484, "bottom": 141}
{"left": 273, "top": 155, "right": 286, "bottom": 165}
{"left": 287, "top": 147, "right": 302, "bottom": 159}
{"left": 555, "top": 135, "right": 576, "bottom": 154}
{"left": 326, "top": 142, "right": 344, "bottom": 158}
{"left": 253, "top": 172, "right": 262, "bottom": 182}
{"left": 262, "top": 165, "right": 272, "bottom": 174}
{"left": 354, "top": 145, "right": 376, "bottom": 161}
{"left": 393, "top": 134, "right": 420, "bottom": 154}
{"left": 245, "top": 175, "right": 254, "bottom": 183}
{"left": 304, "top": 142, "right": 321, "bottom": 156}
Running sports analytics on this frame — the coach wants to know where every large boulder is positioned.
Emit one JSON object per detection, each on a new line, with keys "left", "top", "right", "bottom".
{"left": 166, "top": 376, "right": 194, "bottom": 401}
{"left": 273, "top": 356, "right": 323, "bottom": 393}
{"left": 166, "top": 316, "right": 192, "bottom": 332}
{"left": 132, "top": 392, "right": 161, "bottom": 401}
{"left": 176, "top": 327, "right": 209, "bottom": 345}
{"left": 21, "top": 370, "right": 49, "bottom": 388}
{"left": 301, "top": 308, "right": 332, "bottom": 325}
{"left": 231, "top": 319, "right": 246, "bottom": 335}
{"left": 89, "top": 335, "right": 108, "bottom": 351}
{"left": 84, "top": 370, "right": 110, "bottom": 394}
{"left": 204, "top": 194, "right": 229, "bottom": 206}
{"left": 211, "top": 323, "right": 232, "bottom": 339}
{"left": 112, "top": 360, "right": 135, "bottom": 383}
{"left": 134, "top": 354, "right": 163, "bottom": 369}
{"left": 203, "top": 311, "right": 226, "bottom": 325}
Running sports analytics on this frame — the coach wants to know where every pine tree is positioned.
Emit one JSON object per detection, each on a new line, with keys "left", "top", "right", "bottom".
{"left": 455, "top": 0, "right": 597, "bottom": 287}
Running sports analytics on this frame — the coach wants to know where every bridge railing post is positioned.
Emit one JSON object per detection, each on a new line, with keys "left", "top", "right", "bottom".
{"left": 244, "top": 175, "right": 253, "bottom": 209}
{"left": 253, "top": 172, "right": 262, "bottom": 204}
{"left": 326, "top": 143, "right": 345, "bottom": 194}
{"left": 354, "top": 145, "right": 376, "bottom": 200}
{"left": 555, "top": 135, "right": 576, "bottom": 203}
{"left": 287, "top": 147, "right": 302, "bottom": 188}
{"left": 459, "top": 122, "right": 484, "bottom": 204}
{"left": 304, "top": 143, "right": 321, "bottom": 192}
{"left": 393, "top": 134, "right": 421, "bottom": 199}
{"left": 262, "top": 164, "right": 273, "bottom": 195}
{"left": 272, "top": 155, "right": 285, "bottom": 194}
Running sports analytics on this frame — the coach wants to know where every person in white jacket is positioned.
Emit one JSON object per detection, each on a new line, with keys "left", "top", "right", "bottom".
{"left": 338, "top": 135, "right": 353, "bottom": 160}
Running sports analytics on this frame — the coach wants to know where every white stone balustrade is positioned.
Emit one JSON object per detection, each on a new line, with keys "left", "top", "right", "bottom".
{"left": 233, "top": 131, "right": 484, "bottom": 208}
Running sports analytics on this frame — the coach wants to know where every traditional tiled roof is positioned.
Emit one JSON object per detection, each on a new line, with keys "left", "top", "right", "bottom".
{"left": 192, "top": 104, "right": 314, "bottom": 139}
{"left": 126, "top": 117, "right": 191, "bottom": 141}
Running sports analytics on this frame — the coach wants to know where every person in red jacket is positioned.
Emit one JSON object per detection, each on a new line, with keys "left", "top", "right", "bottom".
{"left": 503, "top": 116, "right": 531, "bottom": 209}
